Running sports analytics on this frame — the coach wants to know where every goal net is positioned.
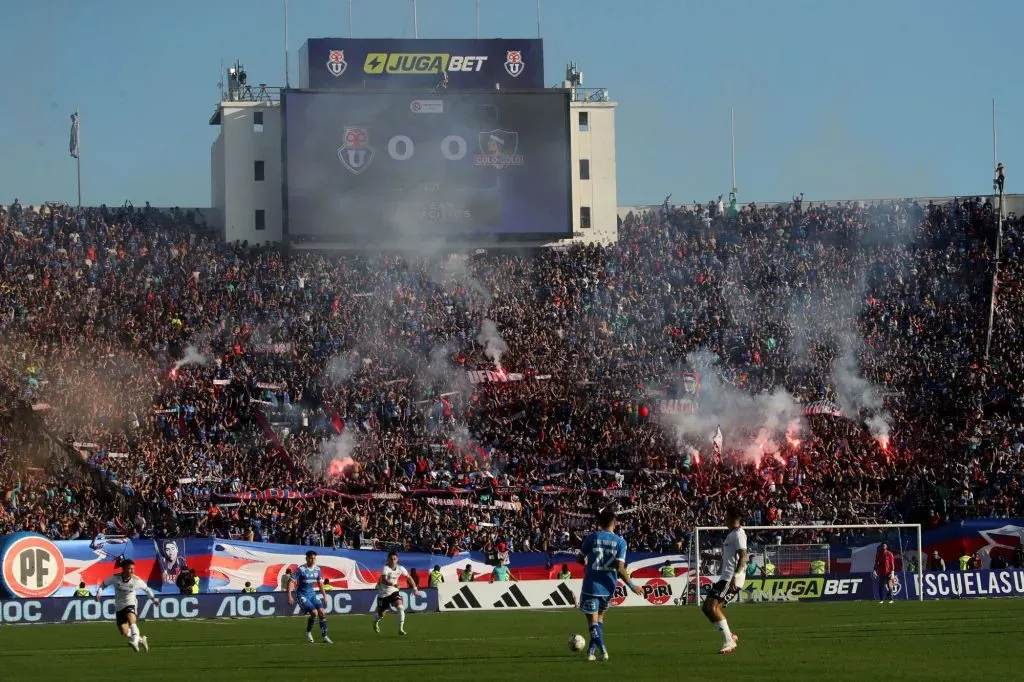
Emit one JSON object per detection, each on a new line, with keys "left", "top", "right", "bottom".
{"left": 690, "top": 524, "right": 923, "bottom": 604}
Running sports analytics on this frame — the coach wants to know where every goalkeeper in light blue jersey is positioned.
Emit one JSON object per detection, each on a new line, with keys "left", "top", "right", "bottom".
{"left": 577, "top": 507, "right": 642, "bottom": 662}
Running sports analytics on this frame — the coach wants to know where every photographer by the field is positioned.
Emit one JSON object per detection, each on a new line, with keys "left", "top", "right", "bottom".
{"left": 176, "top": 567, "right": 198, "bottom": 595}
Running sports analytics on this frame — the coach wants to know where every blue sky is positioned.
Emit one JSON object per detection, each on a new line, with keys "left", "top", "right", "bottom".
{"left": 1, "top": 0, "right": 1021, "bottom": 207}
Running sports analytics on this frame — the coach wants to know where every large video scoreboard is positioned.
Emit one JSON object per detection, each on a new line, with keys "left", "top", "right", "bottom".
{"left": 282, "top": 90, "right": 572, "bottom": 243}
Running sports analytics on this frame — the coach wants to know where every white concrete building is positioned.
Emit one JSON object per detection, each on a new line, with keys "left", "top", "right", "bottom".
{"left": 210, "top": 100, "right": 283, "bottom": 245}
{"left": 563, "top": 98, "right": 618, "bottom": 246}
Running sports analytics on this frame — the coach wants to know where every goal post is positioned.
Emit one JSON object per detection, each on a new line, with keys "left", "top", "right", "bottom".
{"left": 691, "top": 524, "right": 924, "bottom": 604}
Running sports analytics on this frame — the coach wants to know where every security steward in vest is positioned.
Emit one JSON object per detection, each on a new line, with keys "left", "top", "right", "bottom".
{"left": 429, "top": 565, "right": 445, "bottom": 588}
{"left": 74, "top": 582, "right": 91, "bottom": 598}
{"left": 810, "top": 559, "right": 826, "bottom": 575}
{"left": 558, "top": 564, "right": 573, "bottom": 580}
{"left": 242, "top": 581, "right": 257, "bottom": 593}
{"left": 460, "top": 564, "right": 475, "bottom": 582}
{"left": 660, "top": 561, "right": 676, "bottom": 578}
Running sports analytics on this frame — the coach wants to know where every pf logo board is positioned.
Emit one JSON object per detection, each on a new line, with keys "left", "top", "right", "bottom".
{"left": 1, "top": 534, "right": 66, "bottom": 598}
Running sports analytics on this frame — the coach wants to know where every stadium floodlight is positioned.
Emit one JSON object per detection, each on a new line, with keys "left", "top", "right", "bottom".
{"left": 692, "top": 524, "right": 924, "bottom": 604}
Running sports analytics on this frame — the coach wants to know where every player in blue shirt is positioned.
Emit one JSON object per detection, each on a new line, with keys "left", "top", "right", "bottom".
{"left": 577, "top": 507, "right": 642, "bottom": 661}
{"left": 287, "top": 550, "right": 333, "bottom": 643}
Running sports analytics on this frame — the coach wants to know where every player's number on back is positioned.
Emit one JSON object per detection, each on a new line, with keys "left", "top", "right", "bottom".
{"left": 592, "top": 548, "right": 619, "bottom": 571}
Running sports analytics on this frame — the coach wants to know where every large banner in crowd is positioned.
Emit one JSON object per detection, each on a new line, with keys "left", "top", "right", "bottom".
{"left": 826, "top": 518, "right": 1024, "bottom": 573}
{"left": 2, "top": 519, "right": 1022, "bottom": 598}
{"left": 0, "top": 533, "right": 689, "bottom": 598}
{"left": 0, "top": 588, "right": 436, "bottom": 625}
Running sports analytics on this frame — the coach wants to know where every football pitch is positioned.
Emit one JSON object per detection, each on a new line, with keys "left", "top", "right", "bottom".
{"left": 1, "top": 600, "right": 1021, "bottom": 681}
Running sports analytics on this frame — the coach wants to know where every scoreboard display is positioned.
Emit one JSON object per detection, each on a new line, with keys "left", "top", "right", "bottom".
{"left": 282, "top": 90, "right": 572, "bottom": 242}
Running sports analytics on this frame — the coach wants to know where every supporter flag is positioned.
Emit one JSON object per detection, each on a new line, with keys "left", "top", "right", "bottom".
{"left": 331, "top": 411, "right": 344, "bottom": 435}
{"left": 802, "top": 400, "right": 843, "bottom": 417}
{"left": 69, "top": 112, "right": 80, "bottom": 159}
{"left": 712, "top": 426, "right": 723, "bottom": 458}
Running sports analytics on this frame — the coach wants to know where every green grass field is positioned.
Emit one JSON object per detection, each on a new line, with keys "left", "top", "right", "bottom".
{"left": 1, "top": 600, "right": 1021, "bottom": 681}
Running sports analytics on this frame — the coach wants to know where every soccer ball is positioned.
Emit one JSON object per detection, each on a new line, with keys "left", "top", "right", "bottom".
{"left": 568, "top": 634, "right": 586, "bottom": 652}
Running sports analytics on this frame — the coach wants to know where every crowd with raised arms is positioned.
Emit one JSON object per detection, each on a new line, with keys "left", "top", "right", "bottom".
{"left": 0, "top": 194, "right": 1021, "bottom": 555}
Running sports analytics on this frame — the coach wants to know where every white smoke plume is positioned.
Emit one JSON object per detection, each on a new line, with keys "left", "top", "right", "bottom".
{"left": 316, "top": 428, "right": 359, "bottom": 479}
{"left": 477, "top": 319, "right": 508, "bottom": 370}
{"left": 428, "top": 344, "right": 457, "bottom": 380}
{"left": 173, "top": 346, "right": 209, "bottom": 370}
{"left": 432, "top": 253, "right": 493, "bottom": 309}
{"left": 831, "top": 334, "right": 892, "bottom": 449}
{"left": 661, "top": 350, "right": 805, "bottom": 466}
{"left": 325, "top": 350, "right": 361, "bottom": 386}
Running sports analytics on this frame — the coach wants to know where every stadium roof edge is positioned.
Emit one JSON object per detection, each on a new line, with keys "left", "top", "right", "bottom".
{"left": 618, "top": 193, "right": 1022, "bottom": 218}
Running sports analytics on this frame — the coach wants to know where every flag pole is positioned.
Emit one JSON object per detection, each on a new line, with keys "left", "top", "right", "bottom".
{"left": 284, "top": 0, "right": 290, "bottom": 88}
{"left": 348, "top": 0, "right": 353, "bottom": 38}
{"left": 476, "top": 0, "right": 480, "bottom": 38}
{"left": 75, "top": 110, "right": 82, "bottom": 208}
{"left": 413, "top": 0, "right": 418, "bottom": 38}
{"left": 731, "top": 107, "right": 737, "bottom": 196}
{"left": 992, "top": 98, "right": 997, "bottom": 172}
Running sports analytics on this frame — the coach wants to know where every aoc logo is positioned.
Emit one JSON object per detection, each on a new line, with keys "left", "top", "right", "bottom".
{"left": 326, "top": 50, "right": 348, "bottom": 77}
{"left": 337, "top": 126, "right": 375, "bottom": 175}
{"left": 2, "top": 536, "right": 66, "bottom": 598}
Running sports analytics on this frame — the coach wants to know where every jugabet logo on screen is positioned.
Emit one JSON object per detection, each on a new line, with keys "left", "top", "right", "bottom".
{"left": 363, "top": 54, "right": 488, "bottom": 75}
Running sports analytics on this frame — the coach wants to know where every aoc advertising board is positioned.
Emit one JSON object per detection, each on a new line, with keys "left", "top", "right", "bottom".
{"left": 283, "top": 90, "right": 572, "bottom": 243}
{"left": 300, "top": 39, "right": 544, "bottom": 90}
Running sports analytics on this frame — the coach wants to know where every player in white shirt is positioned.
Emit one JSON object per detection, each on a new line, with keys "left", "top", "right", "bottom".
{"left": 96, "top": 559, "right": 158, "bottom": 652}
{"left": 701, "top": 506, "right": 747, "bottom": 654}
{"left": 373, "top": 551, "right": 422, "bottom": 636}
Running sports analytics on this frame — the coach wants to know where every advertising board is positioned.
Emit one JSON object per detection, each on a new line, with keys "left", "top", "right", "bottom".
{"left": 438, "top": 577, "right": 690, "bottom": 612}
{"left": 0, "top": 589, "right": 436, "bottom": 625}
{"left": 300, "top": 39, "right": 545, "bottom": 90}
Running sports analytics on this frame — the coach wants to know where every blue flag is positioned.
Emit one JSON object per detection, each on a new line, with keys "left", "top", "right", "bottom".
{"left": 69, "top": 112, "right": 79, "bottom": 159}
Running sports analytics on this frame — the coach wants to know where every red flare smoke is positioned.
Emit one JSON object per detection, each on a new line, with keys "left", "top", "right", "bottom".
{"left": 327, "top": 457, "right": 357, "bottom": 479}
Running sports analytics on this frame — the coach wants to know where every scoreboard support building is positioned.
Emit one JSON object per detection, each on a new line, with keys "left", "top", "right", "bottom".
{"left": 209, "top": 38, "right": 618, "bottom": 248}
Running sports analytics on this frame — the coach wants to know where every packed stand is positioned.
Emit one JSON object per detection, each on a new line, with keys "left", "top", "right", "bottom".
{"left": 0, "top": 194, "right": 1021, "bottom": 555}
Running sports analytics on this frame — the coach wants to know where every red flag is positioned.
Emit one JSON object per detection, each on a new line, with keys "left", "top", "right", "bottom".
{"left": 331, "top": 412, "right": 344, "bottom": 435}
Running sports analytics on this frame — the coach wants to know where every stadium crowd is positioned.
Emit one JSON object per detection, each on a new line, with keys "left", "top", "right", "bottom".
{"left": 0, "top": 194, "right": 1021, "bottom": 555}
